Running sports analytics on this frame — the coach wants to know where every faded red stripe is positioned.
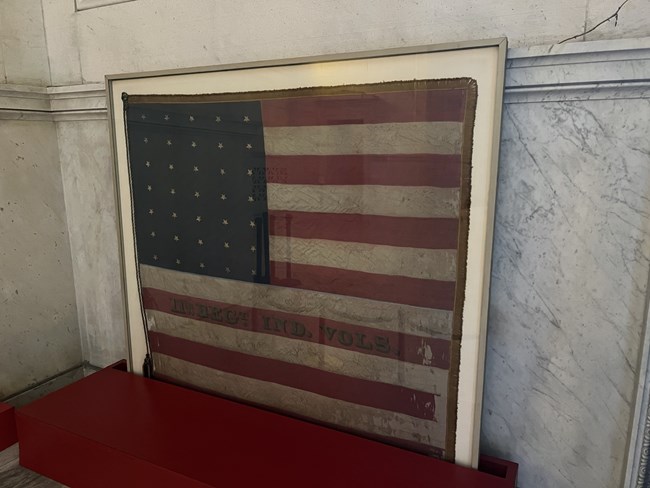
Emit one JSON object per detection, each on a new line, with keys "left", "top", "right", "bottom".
{"left": 154, "top": 373, "right": 446, "bottom": 457}
{"left": 142, "top": 287, "right": 451, "bottom": 369}
{"left": 261, "top": 88, "right": 466, "bottom": 127}
{"left": 265, "top": 154, "right": 461, "bottom": 187}
{"left": 270, "top": 262, "right": 456, "bottom": 310}
{"left": 268, "top": 211, "right": 459, "bottom": 250}
{"left": 149, "top": 331, "right": 439, "bottom": 421}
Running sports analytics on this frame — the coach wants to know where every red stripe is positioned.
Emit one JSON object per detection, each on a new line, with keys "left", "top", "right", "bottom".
{"left": 268, "top": 211, "right": 459, "bottom": 249}
{"left": 154, "top": 373, "right": 446, "bottom": 457}
{"left": 265, "top": 154, "right": 461, "bottom": 187}
{"left": 149, "top": 331, "right": 439, "bottom": 421}
{"left": 261, "top": 88, "right": 467, "bottom": 126}
{"left": 270, "top": 262, "right": 456, "bottom": 310}
{"left": 142, "top": 287, "right": 451, "bottom": 369}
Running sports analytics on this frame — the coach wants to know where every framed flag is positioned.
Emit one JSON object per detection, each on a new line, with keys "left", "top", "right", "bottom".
{"left": 106, "top": 38, "right": 507, "bottom": 467}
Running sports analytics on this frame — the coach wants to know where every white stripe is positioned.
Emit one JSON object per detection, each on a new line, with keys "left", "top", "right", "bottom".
{"left": 140, "top": 265, "right": 452, "bottom": 338}
{"left": 147, "top": 310, "right": 447, "bottom": 394}
{"left": 267, "top": 184, "right": 459, "bottom": 218}
{"left": 269, "top": 236, "right": 456, "bottom": 281}
{"left": 155, "top": 354, "right": 447, "bottom": 448}
{"left": 264, "top": 122, "right": 462, "bottom": 155}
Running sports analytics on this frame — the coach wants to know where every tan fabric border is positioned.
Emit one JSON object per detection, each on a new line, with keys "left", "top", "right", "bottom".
{"left": 443, "top": 78, "right": 478, "bottom": 462}
{"left": 125, "top": 78, "right": 475, "bottom": 104}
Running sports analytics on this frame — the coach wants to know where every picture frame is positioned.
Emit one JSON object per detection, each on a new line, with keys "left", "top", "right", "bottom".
{"left": 106, "top": 37, "right": 507, "bottom": 467}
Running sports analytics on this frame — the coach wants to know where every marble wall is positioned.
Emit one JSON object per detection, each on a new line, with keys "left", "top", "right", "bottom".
{"left": 56, "top": 120, "right": 126, "bottom": 367}
{"left": 480, "top": 41, "right": 650, "bottom": 488}
{"left": 40, "top": 0, "right": 650, "bottom": 86}
{"left": 0, "top": 119, "right": 81, "bottom": 398}
{"left": 0, "top": 0, "right": 51, "bottom": 85}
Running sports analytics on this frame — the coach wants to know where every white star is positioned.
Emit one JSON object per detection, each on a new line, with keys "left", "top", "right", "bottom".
{"left": 169, "top": 163, "right": 174, "bottom": 170}
{"left": 196, "top": 215, "right": 202, "bottom": 222}
{"left": 200, "top": 262, "right": 205, "bottom": 268}
{"left": 249, "top": 220, "right": 256, "bottom": 228}
{"left": 170, "top": 188, "right": 176, "bottom": 195}
{"left": 173, "top": 235, "right": 179, "bottom": 241}
{"left": 222, "top": 219, "right": 229, "bottom": 225}
{"left": 193, "top": 166, "right": 199, "bottom": 172}
{"left": 145, "top": 161, "right": 151, "bottom": 167}
{"left": 220, "top": 194, "right": 227, "bottom": 201}
{"left": 243, "top": 115, "right": 250, "bottom": 122}
{"left": 149, "top": 209, "right": 154, "bottom": 215}
{"left": 218, "top": 142, "right": 224, "bottom": 149}
{"left": 191, "top": 141, "right": 197, "bottom": 148}
{"left": 246, "top": 143, "right": 252, "bottom": 150}
{"left": 215, "top": 116, "right": 221, "bottom": 122}
{"left": 220, "top": 168, "right": 226, "bottom": 175}
{"left": 144, "top": 137, "right": 149, "bottom": 143}
{"left": 197, "top": 239, "right": 204, "bottom": 245}
{"left": 153, "top": 254, "right": 158, "bottom": 261}
{"left": 247, "top": 169, "right": 253, "bottom": 176}
{"left": 251, "top": 269, "right": 256, "bottom": 275}
{"left": 189, "top": 115, "right": 195, "bottom": 122}
{"left": 171, "top": 212, "right": 177, "bottom": 218}
{"left": 150, "top": 231, "right": 156, "bottom": 237}
{"left": 224, "top": 242, "right": 230, "bottom": 249}
{"left": 194, "top": 191, "right": 200, "bottom": 198}
{"left": 250, "top": 245, "right": 256, "bottom": 253}
{"left": 166, "top": 139, "right": 172, "bottom": 146}
{"left": 225, "top": 267, "right": 231, "bottom": 273}
{"left": 141, "top": 114, "right": 146, "bottom": 120}
{"left": 164, "top": 115, "right": 169, "bottom": 121}
{"left": 147, "top": 185, "right": 152, "bottom": 191}
{"left": 176, "top": 258, "right": 181, "bottom": 265}
{"left": 248, "top": 196, "right": 254, "bottom": 202}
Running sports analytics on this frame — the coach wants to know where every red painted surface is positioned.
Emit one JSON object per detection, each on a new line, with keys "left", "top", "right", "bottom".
{"left": 17, "top": 365, "right": 516, "bottom": 487}
{"left": 261, "top": 87, "right": 467, "bottom": 126}
{"left": 0, "top": 402, "right": 17, "bottom": 451}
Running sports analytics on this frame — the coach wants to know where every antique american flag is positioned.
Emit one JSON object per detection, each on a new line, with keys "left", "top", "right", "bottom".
{"left": 123, "top": 79, "right": 477, "bottom": 459}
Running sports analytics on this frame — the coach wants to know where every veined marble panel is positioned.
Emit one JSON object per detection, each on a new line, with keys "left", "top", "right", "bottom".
{"left": 480, "top": 97, "right": 650, "bottom": 488}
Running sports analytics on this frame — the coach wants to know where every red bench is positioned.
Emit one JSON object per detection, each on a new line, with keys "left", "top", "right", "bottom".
{"left": 16, "top": 362, "right": 517, "bottom": 487}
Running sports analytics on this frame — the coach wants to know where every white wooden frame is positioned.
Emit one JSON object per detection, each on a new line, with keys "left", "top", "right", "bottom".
{"left": 106, "top": 38, "right": 507, "bottom": 467}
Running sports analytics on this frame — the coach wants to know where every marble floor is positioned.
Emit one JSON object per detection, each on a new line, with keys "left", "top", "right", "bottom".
{"left": 0, "top": 444, "right": 65, "bottom": 487}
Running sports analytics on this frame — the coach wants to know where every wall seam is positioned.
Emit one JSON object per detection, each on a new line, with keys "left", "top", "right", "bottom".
{"left": 39, "top": 0, "right": 53, "bottom": 86}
